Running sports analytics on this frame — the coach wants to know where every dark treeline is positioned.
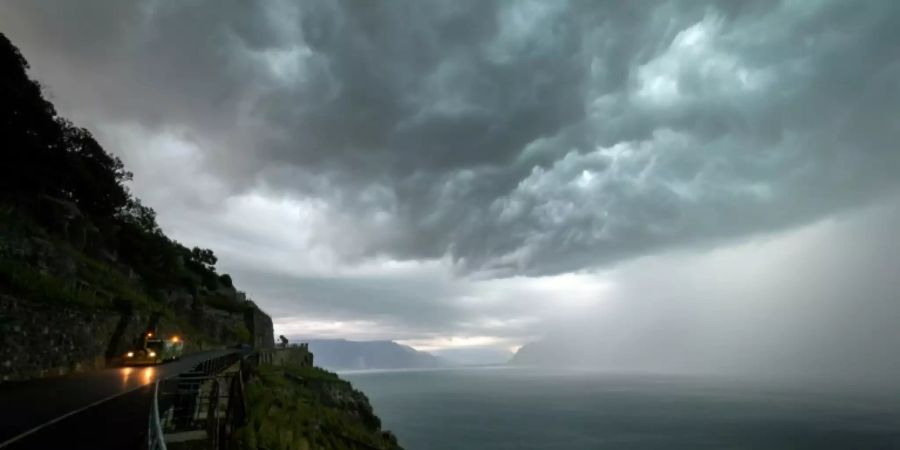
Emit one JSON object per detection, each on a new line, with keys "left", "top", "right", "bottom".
{"left": 0, "top": 32, "right": 235, "bottom": 308}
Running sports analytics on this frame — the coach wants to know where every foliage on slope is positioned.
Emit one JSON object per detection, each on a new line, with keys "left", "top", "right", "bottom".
{"left": 233, "top": 365, "right": 403, "bottom": 450}
{"left": 0, "top": 31, "right": 246, "bottom": 317}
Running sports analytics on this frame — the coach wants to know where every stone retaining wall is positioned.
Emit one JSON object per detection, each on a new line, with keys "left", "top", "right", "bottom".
{"left": 0, "top": 294, "right": 127, "bottom": 380}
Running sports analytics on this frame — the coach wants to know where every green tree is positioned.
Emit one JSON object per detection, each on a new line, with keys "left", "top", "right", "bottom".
{"left": 117, "top": 198, "right": 161, "bottom": 235}
{"left": 60, "top": 124, "right": 132, "bottom": 217}
{"left": 190, "top": 247, "right": 218, "bottom": 271}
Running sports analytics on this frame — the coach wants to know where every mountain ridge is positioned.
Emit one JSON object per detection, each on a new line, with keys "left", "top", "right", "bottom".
{"left": 300, "top": 338, "right": 450, "bottom": 371}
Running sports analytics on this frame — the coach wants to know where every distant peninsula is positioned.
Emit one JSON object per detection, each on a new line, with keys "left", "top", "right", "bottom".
{"left": 305, "top": 339, "right": 449, "bottom": 371}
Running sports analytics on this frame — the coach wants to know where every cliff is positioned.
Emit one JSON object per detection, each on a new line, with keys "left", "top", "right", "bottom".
{"left": 0, "top": 32, "right": 273, "bottom": 381}
{"left": 234, "top": 352, "right": 403, "bottom": 450}
{"left": 0, "top": 198, "right": 275, "bottom": 381}
{"left": 0, "top": 30, "right": 403, "bottom": 449}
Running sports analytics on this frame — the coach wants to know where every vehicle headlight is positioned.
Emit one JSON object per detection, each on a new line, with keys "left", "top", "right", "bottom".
{"left": 149, "top": 351, "right": 156, "bottom": 357}
{"left": 126, "top": 352, "right": 134, "bottom": 358}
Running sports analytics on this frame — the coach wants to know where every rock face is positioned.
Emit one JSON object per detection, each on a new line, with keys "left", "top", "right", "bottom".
{"left": 0, "top": 294, "right": 118, "bottom": 380}
{"left": 0, "top": 228, "right": 277, "bottom": 382}
{"left": 0, "top": 197, "right": 278, "bottom": 381}
{"left": 0, "top": 33, "right": 277, "bottom": 382}
{"left": 0, "top": 293, "right": 276, "bottom": 381}
{"left": 244, "top": 305, "right": 275, "bottom": 349}
{"left": 0, "top": 294, "right": 162, "bottom": 380}
{"left": 233, "top": 363, "right": 403, "bottom": 450}
{"left": 0, "top": 217, "right": 276, "bottom": 381}
{"left": 263, "top": 344, "right": 314, "bottom": 368}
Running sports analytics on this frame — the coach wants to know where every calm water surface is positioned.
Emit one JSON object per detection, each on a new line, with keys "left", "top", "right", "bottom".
{"left": 343, "top": 367, "right": 900, "bottom": 450}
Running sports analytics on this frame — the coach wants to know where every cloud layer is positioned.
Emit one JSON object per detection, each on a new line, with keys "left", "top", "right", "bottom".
{"left": 4, "top": 1, "right": 900, "bottom": 276}
{"left": 3, "top": 1, "right": 900, "bottom": 355}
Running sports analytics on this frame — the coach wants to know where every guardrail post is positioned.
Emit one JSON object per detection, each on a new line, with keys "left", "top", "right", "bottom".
{"left": 206, "top": 379, "right": 220, "bottom": 450}
{"left": 147, "top": 350, "right": 253, "bottom": 450}
{"left": 148, "top": 379, "right": 168, "bottom": 450}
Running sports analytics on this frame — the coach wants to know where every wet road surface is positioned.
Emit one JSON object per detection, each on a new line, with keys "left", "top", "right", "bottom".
{"left": 0, "top": 349, "right": 237, "bottom": 448}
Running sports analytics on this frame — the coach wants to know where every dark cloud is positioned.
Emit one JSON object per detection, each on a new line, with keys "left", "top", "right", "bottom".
{"left": 3, "top": 0, "right": 900, "bottom": 279}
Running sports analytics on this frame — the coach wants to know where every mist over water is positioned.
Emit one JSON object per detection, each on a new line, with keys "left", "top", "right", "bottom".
{"left": 346, "top": 201, "right": 900, "bottom": 450}
{"left": 345, "top": 368, "right": 900, "bottom": 450}
{"left": 511, "top": 198, "right": 900, "bottom": 389}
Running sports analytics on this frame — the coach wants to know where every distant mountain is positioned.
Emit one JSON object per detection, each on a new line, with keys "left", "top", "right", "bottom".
{"left": 304, "top": 339, "right": 450, "bottom": 371}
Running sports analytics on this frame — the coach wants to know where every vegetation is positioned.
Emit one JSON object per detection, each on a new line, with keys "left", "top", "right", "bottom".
{"left": 0, "top": 30, "right": 398, "bottom": 450}
{"left": 0, "top": 31, "right": 239, "bottom": 314}
{"left": 0, "top": 258, "right": 100, "bottom": 308}
{"left": 233, "top": 364, "right": 403, "bottom": 450}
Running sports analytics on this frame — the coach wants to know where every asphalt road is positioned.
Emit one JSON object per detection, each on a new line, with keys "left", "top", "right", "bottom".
{"left": 0, "top": 349, "right": 238, "bottom": 449}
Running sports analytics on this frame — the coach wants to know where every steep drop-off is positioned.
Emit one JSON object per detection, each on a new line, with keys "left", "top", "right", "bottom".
{"left": 0, "top": 31, "right": 404, "bottom": 449}
{"left": 235, "top": 362, "right": 403, "bottom": 450}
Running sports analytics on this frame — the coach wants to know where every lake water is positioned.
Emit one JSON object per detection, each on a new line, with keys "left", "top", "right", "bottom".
{"left": 343, "top": 367, "right": 900, "bottom": 450}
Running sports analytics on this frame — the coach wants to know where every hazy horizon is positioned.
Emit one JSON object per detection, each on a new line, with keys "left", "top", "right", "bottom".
{"left": 3, "top": 0, "right": 900, "bottom": 387}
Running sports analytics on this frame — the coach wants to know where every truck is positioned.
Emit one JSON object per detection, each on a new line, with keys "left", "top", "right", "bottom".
{"left": 123, "top": 331, "right": 184, "bottom": 365}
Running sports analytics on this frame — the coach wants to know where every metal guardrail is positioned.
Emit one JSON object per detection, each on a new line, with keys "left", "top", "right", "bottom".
{"left": 148, "top": 380, "right": 167, "bottom": 450}
{"left": 147, "top": 351, "right": 253, "bottom": 450}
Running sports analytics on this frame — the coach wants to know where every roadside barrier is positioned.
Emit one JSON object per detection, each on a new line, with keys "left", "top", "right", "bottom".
{"left": 147, "top": 351, "right": 254, "bottom": 450}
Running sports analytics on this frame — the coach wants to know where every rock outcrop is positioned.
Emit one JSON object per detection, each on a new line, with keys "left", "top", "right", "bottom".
{"left": 0, "top": 31, "right": 280, "bottom": 382}
{"left": 233, "top": 362, "right": 403, "bottom": 450}
{"left": 0, "top": 197, "right": 276, "bottom": 381}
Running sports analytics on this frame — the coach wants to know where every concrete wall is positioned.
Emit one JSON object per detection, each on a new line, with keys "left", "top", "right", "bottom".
{"left": 260, "top": 344, "right": 314, "bottom": 368}
{"left": 244, "top": 306, "right": 274, "bottom": 349}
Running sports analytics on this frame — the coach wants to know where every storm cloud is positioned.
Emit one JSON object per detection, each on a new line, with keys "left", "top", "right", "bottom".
{"left": 4, "top": 0, "right": 899, "bottom": 275}
{"left": 3, "top": 0, "right": 900, "bottom": 359}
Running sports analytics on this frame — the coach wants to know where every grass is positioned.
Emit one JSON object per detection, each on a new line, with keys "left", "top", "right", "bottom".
{"left": 232, "top": 365, "right": 401, "bottom": 450}
{"left": 0, "top": 204, "right": 154, "bottom": 311}
{"left": 72, "top": 250, "right": 155, "bottom": 311}
{"left": 0, "top": 257, "right": 105, "bottom": 309}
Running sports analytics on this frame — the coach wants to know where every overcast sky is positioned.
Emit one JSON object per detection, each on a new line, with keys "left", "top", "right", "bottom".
{"left": 3, "top": 1, "right": 900, "bottom": 366}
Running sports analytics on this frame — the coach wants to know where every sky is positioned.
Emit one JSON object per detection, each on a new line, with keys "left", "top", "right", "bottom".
{"left": 2, "top": 1, "right": 900, "bottom": 370}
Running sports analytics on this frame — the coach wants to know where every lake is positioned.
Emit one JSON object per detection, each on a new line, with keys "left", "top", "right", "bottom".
{"left": 343, "top": 367, "right": 900, "bottom": 450}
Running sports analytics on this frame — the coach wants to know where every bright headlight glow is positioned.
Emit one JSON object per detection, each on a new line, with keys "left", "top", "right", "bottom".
{"left": 149, "top": 351, "right": 156, "bottom": 357}
{"left": 126, "top": 351, "right": 134, "bottom": 357}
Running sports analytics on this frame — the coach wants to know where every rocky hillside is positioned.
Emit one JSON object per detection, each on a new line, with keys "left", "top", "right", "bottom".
{"left": 0, "top": 32, "right": 273, "bottom": 381}
{"left": 234, "top": 363, "right": 403, "bottom": 450}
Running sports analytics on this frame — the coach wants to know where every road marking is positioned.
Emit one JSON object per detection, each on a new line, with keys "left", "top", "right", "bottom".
{"left": 0, "top": 350, "right": 239, "bottom": 448}
{"left": 0, "top": 382, "right": 150, "bottom": 448}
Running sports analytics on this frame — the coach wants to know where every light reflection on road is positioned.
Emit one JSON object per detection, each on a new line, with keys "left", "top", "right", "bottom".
{"left": 118, "top": 366, "right": 158, "bottom": 389}
{"left": 119, "top": 367, "right": 133, "bottom": 388}
{"left": 0, "top": 349, "right": 241, "bottom": 446}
